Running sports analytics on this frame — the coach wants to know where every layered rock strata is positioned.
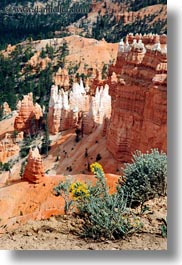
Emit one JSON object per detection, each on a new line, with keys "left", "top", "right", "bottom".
{"left": 53, "top": 67, "right": 70, "bottom": 89}
{"left": 23, "top": 147, "right": 45, "bottom": 183}
{"left": 107, "top": 36, "right": 167, "bottom": 162}
{"left": 126, "top": 33, "right": 167, "bottom": 46}
{"left": 14, "top": 93, "right": 43, "bottom": 134}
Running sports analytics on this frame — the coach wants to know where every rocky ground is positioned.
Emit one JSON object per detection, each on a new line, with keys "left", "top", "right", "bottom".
{"left": 0, "top": 197, "right": 167, "bottom": 250}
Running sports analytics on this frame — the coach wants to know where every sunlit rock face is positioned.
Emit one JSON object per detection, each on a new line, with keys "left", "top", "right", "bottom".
{"left": 27, "top": 51, "right": 51, "bottom": 71}
{"left": 14, "top": 93, "right": 43, "bottom": 134}
{"left": 23, "top": 147, "right": 45, "bottom": 184}
{"left": 106, "top": 34, "right": 167, "bottom": 162}
{"left": 48, "top": 80, "right": 111, "bottom": 135}
{"left": 53, "top": 67, "right": 70, "bottom": 89}
{"left": 0, "top": 132, "right": 23, "bottom": 163}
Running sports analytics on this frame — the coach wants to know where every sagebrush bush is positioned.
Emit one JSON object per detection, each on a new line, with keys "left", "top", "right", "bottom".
{"left": 79, "top": 190, "right": 142, "bottom": 239}
{"left": 54, "top": 179, "right": 73, "bottom": 214}
{"left": 54, "top": 162, "right": 142, "bottom": 240}
{"left": 118, "top": 149, "right": 167, "bottom": 207}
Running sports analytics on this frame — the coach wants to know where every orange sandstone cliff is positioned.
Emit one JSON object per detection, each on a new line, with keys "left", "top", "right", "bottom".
{"left": 106, "top": 35, "right": 167, "bottom": 162}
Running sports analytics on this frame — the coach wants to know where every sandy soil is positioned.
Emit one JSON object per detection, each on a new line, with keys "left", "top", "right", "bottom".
{"left": 44, "top": 126, "right": 122, "bottom": 176}
{"left": 0, "top": 197, "right": 167, "bottom": 250}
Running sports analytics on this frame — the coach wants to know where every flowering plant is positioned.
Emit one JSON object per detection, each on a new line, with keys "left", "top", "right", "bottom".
{"left": 54, "top": 162, "right": 142, "bottom": 239}
{"left": 69, "top": 182, "right": 90, "bottom": 201}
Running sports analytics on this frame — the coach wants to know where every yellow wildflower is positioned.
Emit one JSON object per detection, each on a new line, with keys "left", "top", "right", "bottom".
{"left": 69, "top": 181, "right": 90, "bottom": 200}
{"left": 90, "top": 162, "right": 104, "bottom": 174}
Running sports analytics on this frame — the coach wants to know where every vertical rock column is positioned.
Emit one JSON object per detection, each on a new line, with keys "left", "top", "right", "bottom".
{"left": 23, "top": 147, "right": 45, "bottom": 184}
{"left": 106, "top": 36, "right": 167, "bottom": 162}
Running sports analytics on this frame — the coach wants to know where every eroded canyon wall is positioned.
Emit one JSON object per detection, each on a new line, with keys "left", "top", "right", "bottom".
{"left": 106, "top": 35, "right": 167, "bottom": 162}
{"left": 48, "top": 81, "right": 111, "bottom": 135}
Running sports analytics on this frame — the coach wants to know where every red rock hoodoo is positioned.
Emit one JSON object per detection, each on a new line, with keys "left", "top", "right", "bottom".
{"left": 14, "top": 93, "right": 43, "bottom": 134}
{"left": 23, "top": 147, "right": 45, "bottom": 183}
{"left": 106, "top": 34, "right": 167, "bottom": 162}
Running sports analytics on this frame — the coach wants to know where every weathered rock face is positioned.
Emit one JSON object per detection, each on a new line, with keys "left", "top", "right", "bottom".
{"left": 48, "top": 85, "right": 74, "bottom": 134}
{"left": 53, "top": 67, "right": 70, "bottom": 89}
{"left": 120, "top": 11, "right": 135, "bottom": 24}
{"left": 26, "top": 51, "right": 51, "bottom": 72}
{"left": 48, "top": 81, "right": 111, "bottom": 135}
{"left": 0, "top": 173, "right": 119, "bottom": 234}
{"left": 119, "top": 4, "right": 167, "bottom": 28}
{"left": 23, "top": 147, "right": 45, "bottom": 183}
{"left": 126, "top": 33, "right": 167, "bottom": 46}
{"left": 0, "top": 132, "right": 23, "bottom": 163}
{"left": 14, "top": 93, "right": 43, "bottom": 134}
{"left": 107, "top": 35, "right": 167, "bottom": 162}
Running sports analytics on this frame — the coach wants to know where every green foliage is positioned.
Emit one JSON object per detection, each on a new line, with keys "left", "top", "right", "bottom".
{"left": 101, "top": 64, "right": 108, "bottom": 80}
{"left": 0, "top": 0, "right": 166, "bottom": 49}
{"left": 0, "top": 104, "right": 3, "bottom": 120}
{"left": 0, "top": 0, "right": 91, "bottom": 48}
{"left": 118, "top": 149, "right": 167, "bottom": 207}
{"left": 54, "top": 162, "right": 142, "bottom": 240}
{"left": 20, "top": 147, "right": 30, "bottom": 158}
{"left": 79, "top": 191, "right": 141, "bottom": 239}
{"left": 0, "top": 47, "right": 53, "bottom": 110}
{"left": 54, "top": 179, "right": 74, "bottom": 214}
{"left": 160, "top": 217, "right": 167, "bottom": 238}
{"left": 57, "top": 40, "right": 69, "bottom": 67}
{"left": 46, "top": 44, "right": 54, "bottom": 60}
{"left": 92, "top": 2, "right": 166, "bottom": 43}
{"left": 20, "top": 160, "right": 27, "bottom": 177}
{"left": 78, "top": 163, "right": 142, "bottom": 239}
{"left": 40, "top": 48, "right": 46, "bottom": 59}
{"left": 0, "top": 161, "right": 12, "bottom": 172}
{"left": 0, "top": 40, "right": 53, "bottom": 110}
{"left": 40, "top": 114, "right": 50, "bottom": 156}
{"left": 22, "top": 47, "right": 34, "bottom": 62}
{"left": 20, "top": 135, "right": 34, "bottom": 158}
{"left": 0, "top": 1, "right": 167, "bottom": 110}
{"left": 130, "top": 0, "right": 167, "bottom": 12}
{"left": 0, "top": 53, "right": 18, "bottom": 110}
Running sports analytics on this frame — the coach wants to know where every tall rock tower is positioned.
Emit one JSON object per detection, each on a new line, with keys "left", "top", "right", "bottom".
{"left": 23, "top": 147, "right": 45, "bottom": 183}
{"left": 106, "top": 34, "right": 167, "bottom": 162}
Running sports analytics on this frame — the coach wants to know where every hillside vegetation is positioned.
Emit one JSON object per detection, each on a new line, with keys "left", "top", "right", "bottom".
{"left": 0, "top": 0, "right": 167, "bottom": 49}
